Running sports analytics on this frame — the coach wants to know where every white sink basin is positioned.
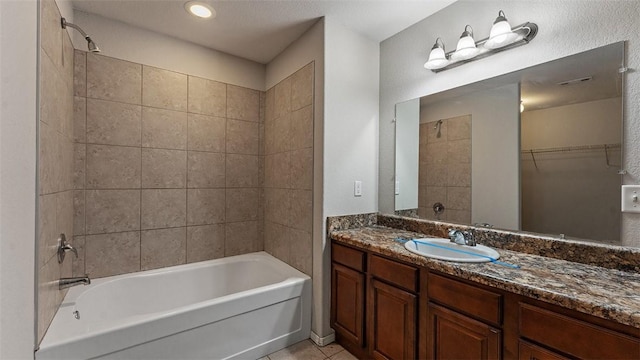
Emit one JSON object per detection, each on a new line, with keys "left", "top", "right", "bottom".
{"left": 404, "top": 237, "right": 500, "bottom": 263}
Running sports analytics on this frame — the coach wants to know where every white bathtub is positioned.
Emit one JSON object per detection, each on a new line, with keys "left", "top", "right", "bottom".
{"left": 36, "top": 252, "right": 311, "bottom": 360}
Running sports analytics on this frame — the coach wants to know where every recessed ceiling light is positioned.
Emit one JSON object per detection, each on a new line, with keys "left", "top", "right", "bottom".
{"left": 185, "top": 1, "right": 215, "bottom": 19}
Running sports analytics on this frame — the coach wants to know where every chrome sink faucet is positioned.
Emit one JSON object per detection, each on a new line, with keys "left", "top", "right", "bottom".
{"left": 59, "top": 275, "right": 91, "bottom": 290}
{"left": 448, "top": 229, "right": 477, "bottom": 247}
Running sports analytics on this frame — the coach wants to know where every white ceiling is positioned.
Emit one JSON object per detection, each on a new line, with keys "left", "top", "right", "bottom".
{"left": 71, "top": 0, "right": 456, "bottom": 64}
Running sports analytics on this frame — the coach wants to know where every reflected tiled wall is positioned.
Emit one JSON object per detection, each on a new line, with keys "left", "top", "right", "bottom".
{"left": 73, "top": 52, "right": 264, "bottom": 278}
{"left": 38, "top": 0, "right": 75, "bottom": 343}
{"left": 263, "top": 63, "right": 314, "bottom": 276}
{"left": 418, "top": 115, "right": 471, "bottom": 223}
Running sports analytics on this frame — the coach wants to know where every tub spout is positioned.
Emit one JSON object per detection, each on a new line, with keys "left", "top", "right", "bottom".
{"left": 59, "top": 276, "right": 91, "bottom": 290}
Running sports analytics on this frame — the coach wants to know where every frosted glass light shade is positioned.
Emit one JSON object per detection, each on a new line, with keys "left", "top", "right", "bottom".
{"left": 424, "top": 47, "right": 448, "bottom": 70}
{"left": 452, "top": 30, "right": 479, "bottom": 61}
{"left": 485, "top": 11, "right": 519, "bottom": 49}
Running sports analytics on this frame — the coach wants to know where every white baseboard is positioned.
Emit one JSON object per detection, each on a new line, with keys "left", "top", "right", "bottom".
{"left": 310, "top": 331, "right": 335, "bottom": 346}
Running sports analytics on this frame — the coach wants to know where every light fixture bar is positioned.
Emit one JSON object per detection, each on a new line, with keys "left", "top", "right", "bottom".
{"left": 430, "top": 22, "right": 538, "bottom": 73}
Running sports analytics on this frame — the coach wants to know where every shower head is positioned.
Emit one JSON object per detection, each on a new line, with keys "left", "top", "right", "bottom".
{"left": 61, "top": 17, "right": 100, "bottom": 53}
{"left": 433, "top": 119, "right": 443, "bottom": 129}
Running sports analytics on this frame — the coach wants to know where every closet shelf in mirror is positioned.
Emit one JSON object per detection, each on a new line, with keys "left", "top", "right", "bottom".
{"left": 522, "top": 143, "right": 621, "bottom": 169}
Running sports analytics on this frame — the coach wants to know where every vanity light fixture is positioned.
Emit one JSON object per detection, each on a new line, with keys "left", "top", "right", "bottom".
{"left": 424, "top": 38, "right": 449, "bottom": 70}
{"left": 451, "top": 25, "right": 479, "bottom": 61}
{"left": 424, "top": 10, "right": 537, "bottom": 72}
{"left": 185, "top": 1, "right": 215, "bottom": 19}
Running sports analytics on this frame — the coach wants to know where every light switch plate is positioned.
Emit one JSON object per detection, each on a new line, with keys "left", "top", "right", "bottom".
{"left": 354, "top": 181, "right": 362, "bottom": 197}
{"left": 621, "top": 185, "right": 640, "bottom": 213}
{"left": 395, "top": 181, "right": 400, "bottom": 195}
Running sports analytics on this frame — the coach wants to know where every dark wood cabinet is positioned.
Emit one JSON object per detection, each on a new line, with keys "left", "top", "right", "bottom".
{"left": 368, "top": 278, "right": 417, "bottom": 360}
{"left": 331, "top": 263, "right": 365, "bottom": 346}
{"left": 428, "top": 303, "right": 501, "bottom": 360}
{"left": 330, "top": 239, "right": 640, "bottom": 360}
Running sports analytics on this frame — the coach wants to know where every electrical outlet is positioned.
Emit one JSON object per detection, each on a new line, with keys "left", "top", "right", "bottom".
{"left": 354, "top": 181, "right": 362, "bottom": 197}
{"left": 622, "top": 185, "right": 640, "bottom": 213}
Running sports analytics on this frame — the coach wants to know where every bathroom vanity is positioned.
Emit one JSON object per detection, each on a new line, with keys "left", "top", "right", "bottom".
{"left": 329, "top": 214, "right": 640, "bottom": 360}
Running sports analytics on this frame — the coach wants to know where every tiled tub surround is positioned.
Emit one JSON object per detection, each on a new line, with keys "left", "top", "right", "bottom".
{"left": 328, "top": 214, "right": 640, "bottom": 328}
{"left": 263, "top": 63, "right": 314, "bottom": 276}
{"left": 73, "top": 51, "right": 264, "bottom": 278}
{"left": 38, "top": 0, "right": 75, "bottom": 343}
{"left": 418, "top": 115, "right": 471, "bottom": 222}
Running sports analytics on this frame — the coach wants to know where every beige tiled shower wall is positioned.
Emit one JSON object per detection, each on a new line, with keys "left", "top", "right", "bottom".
{"left": 72, "top": 52, "right": 265, "bottom": 279}
{"left": 38, "top": 0, "right": 75, "bottom": 343}
{"left": 263, "top": 63, "right": 314, "bottom": 276}
{"left": 418, "top": 115, "right": 471, "bottom": 223}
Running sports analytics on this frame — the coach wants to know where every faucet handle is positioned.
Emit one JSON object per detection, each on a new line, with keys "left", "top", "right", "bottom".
{"left": 57, "top": 234, "right": 78, "bottom": 264}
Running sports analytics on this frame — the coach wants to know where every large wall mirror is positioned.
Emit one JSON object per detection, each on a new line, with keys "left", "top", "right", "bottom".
{"left": 394, "top": 42, "right": 625, "bottom": 245}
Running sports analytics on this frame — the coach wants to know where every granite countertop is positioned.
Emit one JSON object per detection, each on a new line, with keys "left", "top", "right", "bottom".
{"left": 330, "top": 225, "right": 640, "bottom": 329}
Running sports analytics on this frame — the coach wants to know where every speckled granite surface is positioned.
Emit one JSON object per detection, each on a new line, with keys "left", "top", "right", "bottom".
{"left": 378, "top": 214, "right": 640, "bottom": 273}
{"left": 330, "top": 225, "right": 640, "bottom": 329}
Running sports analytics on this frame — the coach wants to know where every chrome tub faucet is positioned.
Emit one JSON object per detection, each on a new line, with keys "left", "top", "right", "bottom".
{"left": 59, "top": 275, "right": 91, "bottom": 290}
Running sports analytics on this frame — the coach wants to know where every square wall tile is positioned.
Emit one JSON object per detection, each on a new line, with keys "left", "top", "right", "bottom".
{"left": 273, "top": 113, "right": 291, "bottom": 153}
{"left": 274, "top": 77, "right": 291, "bottom": 119}
{"left": 141, "top": 227, "right": 186, "bottom": 270}
{"left": 424, "top": 164, "right": 447, "bottom": 187}
{"left": 227, "top": 85, "right": 259, "bottom": 122}
{"left": 226, "top": 188, "right": 258, "bottom": 222}
{"left": 40, "top": 52, "right": 65, "bottom": 133}
{"left": 446, "top": 209, "right": 471, "bottom": 224}
{"left": 289, "top": 190, "right": 312, "bottom": 232}
{"left": 265, "top": 87, "right": 275, "bottom": 125}
{"left": 226, "top": 154, "right": 259, "bottom": 188}
{"left": 86, "top": 144, "right": 141, "bottom": 189}
{"left": 86, "top": 98, "right": 141, "bottom": 146}
{"left": 425, "top": 142, "right": 448, "bottom": 166}
{"left": 74, "top": 50, "right": 86, "bottom": 97}
{"left": 186, "top": 224, "right": 224, "bottom": 263}
{"left": 289, "top": 228, "right": 312, "bottom": 275}
{"left": 264, "top": 188, "right": 290, "bottom": 226}
{"left": 141, "top": 148, "right": 187, "bottom": 188}
{"left": 187, "top": 113, "right": 226, "bottom": 153}
{"left": 73, "top": 190, "right": 85, "bottom": 236}
{"left": 425, "top": 186, "right": 446, "bottom": 208}
{"left": 39, "top": 122, "right": 60, "bottom": 195}
{"left": 85, "top": 190, "right": 140, "bottom": 234}
{"left": 290, "top": 105, "right": 313, "bottom": 151}
{"left": 73, "top": 143, "right": 85, "bottom": 190}
{"left": 264, "top": 221, "right": 289, "bottom": 263}
{"left": 426, "top": 120, "right": 447, "bottom": 144}
{"left": 291, "top": 62, "right": 313, "bottom": 111}
{"left": 87, "top": 54, "right": 141, "bottom": 105}
{"left": 447, "top": 115, "right": 471, "bottom": 141}
{"left": 187, "top": 151, "right": 225, "bottom": 188}
{"left": 225, "top": 221, "right": 258, "bottom": 257}
{"left": 142, "top": 66, "right": 187, "bottom": 111}
{"left": 447, "top": 163, "right": 471, "bottom": 187}
{"left": 290, "top": 148, "right": 312, "bottom": 190}
{"left": 37, "top": 256, "right": 61, "bottom": 342}
{"left": 447, "top": 186, "right": 471, "bottom": 211}
{"left": 264, "top": 152, "right": 291, "bottom": 189}
{"left": 40, "top": 0, "right": 62, "bottom": 68}
{"left": 448, "top": 139, "right": 471, "bottom": 164}
{"left": 38, "top": 194, "right": 57, "bottom": 268}
{"left": 188, "top": 76, "right": 226, "bottom": 116}
{"left": 226, "top": 119, "right": 259, "bottom": 155}
{"left": 73, "top": 96, "right": 86, "bottom": 143}
{"left": 141, "top": 189, "right": 186, "bottom": 229}
{"left": 85, "top": 231, "right": 140, "bottom": 278}
{"left": 187, "top": 189, "right": 225, "bottom": 226}
{"left": 141, "top": 107, "right": 187, "bottom": 150}
{"left": 72, "top": 236, "right": 85, "bottom": 276}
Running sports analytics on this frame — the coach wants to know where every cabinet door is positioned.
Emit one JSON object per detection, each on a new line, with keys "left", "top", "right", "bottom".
{"left": 368, "top": 278, "right": 417, "bottom": 360}
{"left": 428, "top": 303, "right": 502, "bottom": 360}
{"left": 331, "top": 263, "right": 365, "bottom": 346}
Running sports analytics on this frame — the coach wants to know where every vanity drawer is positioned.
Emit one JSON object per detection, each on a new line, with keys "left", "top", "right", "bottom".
{"left": 428, "top": 272, "right": 502, "bottom": 326}
{"left": 369, "top": 254, "right": 418, "bottom": 292}
{"left": 518, "top": 340, "right": 569, "bottom": 360}
{"left": 519, "top": 303, "right": 640, "bottom": 359}
{"left": 332, "top": 243, "right": 366, "bottom": 272}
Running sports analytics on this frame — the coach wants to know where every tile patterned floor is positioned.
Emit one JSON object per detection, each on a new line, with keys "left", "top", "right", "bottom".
{"left": 260, "top": 339, "right": 357, "bottom": 360}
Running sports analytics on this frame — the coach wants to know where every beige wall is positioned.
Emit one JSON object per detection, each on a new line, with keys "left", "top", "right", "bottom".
{"left": 38, "top": 0, "right": 76, "bottom": 344}
{"left": 263, "top": 63, "right": 314, "bottom": 276}
{"left": 72, "top": 52, "right": 264, "bottom": 278}
{"left": 418, "top": 115, "right": 471, "bottom": 223}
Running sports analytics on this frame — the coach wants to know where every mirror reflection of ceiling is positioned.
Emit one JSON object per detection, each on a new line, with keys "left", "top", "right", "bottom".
{"left": 420, "top": 44, "right": 622, "bottom": 111}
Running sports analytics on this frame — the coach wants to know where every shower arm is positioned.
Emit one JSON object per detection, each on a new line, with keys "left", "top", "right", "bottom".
{"left": 61, "top": 18, "right": 88, "bottom": 38}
